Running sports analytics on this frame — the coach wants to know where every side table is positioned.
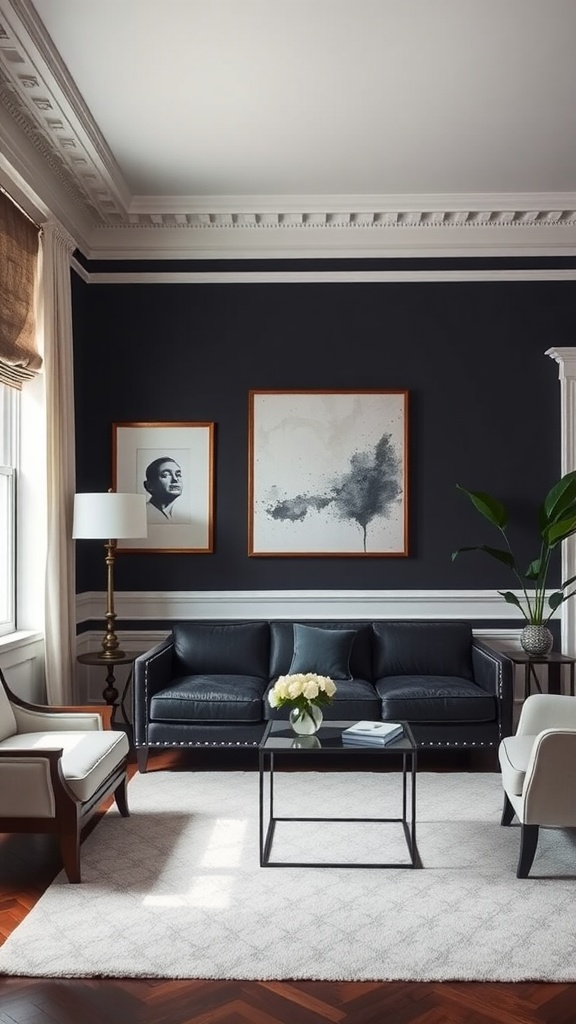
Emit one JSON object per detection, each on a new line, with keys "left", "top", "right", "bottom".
{"left": 76, "top": 652, "right": 143, "bottom": 724}
{"left": 504, "top": 650, "right": 576, "bottom": 701}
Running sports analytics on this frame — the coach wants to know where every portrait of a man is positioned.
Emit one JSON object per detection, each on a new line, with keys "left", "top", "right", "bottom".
{"left": 113, "top": 422, "right": 214, "bottom": 552}
{"left": 143, "top": 455, "right": 190, "bottom": 524}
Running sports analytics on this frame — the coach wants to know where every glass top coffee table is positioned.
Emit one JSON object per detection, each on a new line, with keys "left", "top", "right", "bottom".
{"left": 258, "top": 719, "right": 420, "bottom": 869}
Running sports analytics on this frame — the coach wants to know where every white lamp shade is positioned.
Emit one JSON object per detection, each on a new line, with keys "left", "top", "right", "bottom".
{"left": 72, "top": 492, "right": 148, "bottom": 540}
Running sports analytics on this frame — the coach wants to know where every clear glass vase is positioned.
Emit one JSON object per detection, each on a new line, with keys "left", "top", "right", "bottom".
{"left": 289, "top": 703, "right": 323, "bottom": 735}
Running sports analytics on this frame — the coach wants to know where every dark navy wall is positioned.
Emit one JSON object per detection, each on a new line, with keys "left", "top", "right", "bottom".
{"left": 72, "top": 269, "right": 571, "bottom": 595}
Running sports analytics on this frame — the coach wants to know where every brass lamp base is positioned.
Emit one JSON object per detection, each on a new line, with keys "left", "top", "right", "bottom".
{"left": 98, "top": 647, "right": 127, "bottom": 661}
{"left": 98, "top": 540, "right": 126, "bottom": 661}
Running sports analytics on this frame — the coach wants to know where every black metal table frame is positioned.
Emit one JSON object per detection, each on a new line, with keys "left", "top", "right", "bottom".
{"left": 258, "top": 724, "right": 419, "bottom": 869}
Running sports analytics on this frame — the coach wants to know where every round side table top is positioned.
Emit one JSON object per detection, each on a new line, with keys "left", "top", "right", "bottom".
{"left": 76, "top": 652, "right": 141, "bottom": 667}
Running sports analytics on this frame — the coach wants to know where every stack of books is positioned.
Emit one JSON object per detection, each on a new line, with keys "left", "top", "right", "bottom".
{"left": 341, "top": 721, "right": 404, "bottom": 747}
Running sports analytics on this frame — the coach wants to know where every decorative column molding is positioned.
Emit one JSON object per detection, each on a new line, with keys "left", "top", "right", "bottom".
{"left": 546, "top": 347, "right": 576, "bottom": 655}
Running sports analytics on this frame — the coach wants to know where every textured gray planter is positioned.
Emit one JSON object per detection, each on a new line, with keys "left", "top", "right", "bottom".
{"left": 520, "top": 624, "right": 554, "bottom": 656}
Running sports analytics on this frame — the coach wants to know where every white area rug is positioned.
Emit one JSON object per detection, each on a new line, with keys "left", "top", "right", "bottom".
{"left": 1, "top": 770, "right": 576, "bottom": 982}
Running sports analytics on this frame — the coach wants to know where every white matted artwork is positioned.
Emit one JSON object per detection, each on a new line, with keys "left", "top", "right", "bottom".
{"left": 248, "top": 390, "right": 408, "bottom": 557}
{"left": 112, "top": 421, "right": 214, "bottom": 552}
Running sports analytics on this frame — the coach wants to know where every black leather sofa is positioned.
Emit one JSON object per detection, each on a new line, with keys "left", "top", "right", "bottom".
{"left": 133, "top": 619, "right": 514, "bottom": 771}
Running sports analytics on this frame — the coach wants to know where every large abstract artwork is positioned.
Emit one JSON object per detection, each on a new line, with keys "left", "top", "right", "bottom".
{"left": 248, "top": 390, "right": 408, "bottom": 556}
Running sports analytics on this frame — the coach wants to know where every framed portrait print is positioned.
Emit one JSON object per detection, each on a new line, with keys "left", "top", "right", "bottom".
{"left": 112, "top": 421, "right": 214, "bottom": 553}
{"left": 248, "top": 390, "right": 408, "bottom": 557}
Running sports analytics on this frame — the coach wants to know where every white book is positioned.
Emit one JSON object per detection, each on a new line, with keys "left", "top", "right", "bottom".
{"left": 343, "top": 720, "right": 403, "bottom": 738}
{"left": 342, "top": 733, "right": 404, "bottom": 748}
{"left": 341, "top": 721, "right": 403, "bottom": 746}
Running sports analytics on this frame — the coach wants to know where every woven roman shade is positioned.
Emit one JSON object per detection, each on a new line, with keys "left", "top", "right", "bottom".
{"left": 0, "top": 189, "right": 42, "bottom": 389}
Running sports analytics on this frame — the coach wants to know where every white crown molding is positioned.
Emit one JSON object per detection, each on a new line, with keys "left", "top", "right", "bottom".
{"left": 2, "top": 0, "right": 576, "bottom": 259}
{"left": 75, "top": 220, "right": 576, "bottom": 262}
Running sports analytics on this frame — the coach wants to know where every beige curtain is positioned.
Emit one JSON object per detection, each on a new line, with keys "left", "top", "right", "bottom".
{"left": 41, "top": 222, "right": 77, "bottom": 703}
{"left": 0, "top": 190, "right": 42, "bottom": 389}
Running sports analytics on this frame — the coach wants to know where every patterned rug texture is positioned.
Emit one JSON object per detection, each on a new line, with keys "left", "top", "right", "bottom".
{"left": 0, "top": 769, "right": 575, "bottom": 981}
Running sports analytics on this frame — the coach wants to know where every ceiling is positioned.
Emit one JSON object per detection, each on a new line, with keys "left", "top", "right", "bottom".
{"left": 1, "top": 0, "right": 576, "bottom": 259}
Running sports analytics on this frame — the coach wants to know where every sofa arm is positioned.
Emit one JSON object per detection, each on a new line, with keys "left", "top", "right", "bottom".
{"left": 471, "top": 639, "right": 514, "bottom": 740}
{"left": 133, "top": 638, "right": 174, "bottom": 747}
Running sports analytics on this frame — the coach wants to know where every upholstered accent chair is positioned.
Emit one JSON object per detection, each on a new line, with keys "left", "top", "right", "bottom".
{"left": 499, "top": 692, "right": 576, "bottom": 877}
{"left": 0, "top": 669, "right": 130, "bottom": 882}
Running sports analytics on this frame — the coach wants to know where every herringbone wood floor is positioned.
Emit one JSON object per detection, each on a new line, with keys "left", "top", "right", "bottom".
{"left": 0, "top": 746, "right": 573, "bottom": 1024}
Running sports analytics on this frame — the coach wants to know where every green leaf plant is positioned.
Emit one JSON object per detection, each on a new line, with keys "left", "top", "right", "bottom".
{"left": 452, "top": 471, "right": 576, "bottom": 626}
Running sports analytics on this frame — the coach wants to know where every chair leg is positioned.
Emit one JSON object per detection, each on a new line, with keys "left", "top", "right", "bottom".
{"left": 517, "top": 824, "right": 539, "bottom": 878}
{"left": 501, "top": 793, "right": 515, "bottom": 826}
{"left": 114, "top": 774, "right": 130, "bottom": 817}
{"left": 58, "top": 826, "right": 81, "bottom": 883}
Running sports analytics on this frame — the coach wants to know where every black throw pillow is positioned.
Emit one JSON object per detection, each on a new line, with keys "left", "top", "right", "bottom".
{"left": 288, "top": 623, "right": 356, "bottom": 680}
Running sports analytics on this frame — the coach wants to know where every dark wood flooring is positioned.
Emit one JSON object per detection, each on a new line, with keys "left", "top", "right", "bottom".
{"left": 0, "top": 745, "right": 574, "bottom": 1024}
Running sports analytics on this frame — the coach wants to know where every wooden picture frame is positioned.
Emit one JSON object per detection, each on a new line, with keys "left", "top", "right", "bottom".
{"left": 248, "top": 390, "right": 408, "bottom": 557}
{"left": 112, "top": 421, "right": 214, "bottom": 553}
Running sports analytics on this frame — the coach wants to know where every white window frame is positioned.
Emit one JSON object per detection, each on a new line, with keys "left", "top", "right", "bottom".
{"left": 0, "top": 384, "right": 19, "bottom": 636}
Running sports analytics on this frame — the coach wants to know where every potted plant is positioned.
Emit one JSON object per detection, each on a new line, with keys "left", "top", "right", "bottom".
{"left": 452, "top": 471, "right": 576, "bottom": 655}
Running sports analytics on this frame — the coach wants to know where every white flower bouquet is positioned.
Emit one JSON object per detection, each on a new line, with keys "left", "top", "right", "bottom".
{"left": 268, "top": 672, "right": 337, "bottom": 734}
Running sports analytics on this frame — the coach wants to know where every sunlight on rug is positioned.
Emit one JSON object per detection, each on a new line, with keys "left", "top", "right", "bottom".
{"left": 0, "top": 770, "right": 575, "bottom": 982}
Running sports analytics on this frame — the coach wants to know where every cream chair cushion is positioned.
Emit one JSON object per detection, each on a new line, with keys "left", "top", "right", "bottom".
{"left": 0, "top": 729, "right": 129, "bottom": 806}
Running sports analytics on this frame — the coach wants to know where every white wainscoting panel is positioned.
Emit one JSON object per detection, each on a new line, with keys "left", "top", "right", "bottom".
{"left": 0, "top": 631, "right": 45, "bottom": 702}
{"left": 75, "top": 589, "right": 552, "bottom": 623}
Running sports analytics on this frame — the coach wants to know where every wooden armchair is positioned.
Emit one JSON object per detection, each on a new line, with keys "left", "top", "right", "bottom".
{"left": 0, "top": 668, "right": 129, "bottom": 882}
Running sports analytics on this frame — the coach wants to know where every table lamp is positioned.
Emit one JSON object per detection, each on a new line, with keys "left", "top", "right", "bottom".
{"left": 72, "top": 490, "right": 147, "bottom": 660}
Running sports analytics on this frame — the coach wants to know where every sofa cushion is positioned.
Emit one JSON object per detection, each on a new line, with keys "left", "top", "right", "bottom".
{"left": 172, "top": 621, "right": 270, "bottom": 678}
{"left": 375, "top": 676, "right": 495, "bottom": 722}
{"left": 287, "top": 623, "right": 356, "bottom": 680}
{"left": 269, "top": 620, "right": 373, "bottom": 680}
{"left": 150, "top": 675, "right": 267, "bottom": 723}
{"left": 373, "top": 621, "right": 474, "bottom": 680}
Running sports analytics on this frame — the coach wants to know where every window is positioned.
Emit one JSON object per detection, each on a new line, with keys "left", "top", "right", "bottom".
{"left": 0, "top": 383, "right": 18, "bottom": 635}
